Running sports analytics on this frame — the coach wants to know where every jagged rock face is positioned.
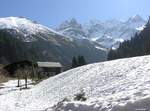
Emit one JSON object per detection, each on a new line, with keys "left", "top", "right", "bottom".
{"left": 56, "top": 18, "right": 88, "bottom": 39}
{"left": 0, "top": 17, "right": 107, "bottom": 66}
{"left": 56, "top": 15, "right": 146, "bottom": 48}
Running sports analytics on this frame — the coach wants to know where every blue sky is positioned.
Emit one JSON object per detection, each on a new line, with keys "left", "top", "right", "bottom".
{"left": 0, "top": 0, "right": 150, "bottom": 27}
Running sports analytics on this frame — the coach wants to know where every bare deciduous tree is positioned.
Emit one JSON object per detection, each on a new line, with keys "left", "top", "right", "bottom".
{"left": 22, "top": 66, "right": 32, "bottom": 89}
{"left": 15, "top": 66, "right": 32, "bottom": 89}
{"left": 15, "top": 68, "right": 22, "bottom": 87}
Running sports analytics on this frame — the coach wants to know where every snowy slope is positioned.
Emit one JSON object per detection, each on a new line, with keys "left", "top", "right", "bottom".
{"left": 0, "top": 17, "right": 59, "bottom": 34}
{"left": 1, "top": 55, "right": 150, "bottom": 110}
{"left": 0, "top": 17, "right": 61, "bottom": 42}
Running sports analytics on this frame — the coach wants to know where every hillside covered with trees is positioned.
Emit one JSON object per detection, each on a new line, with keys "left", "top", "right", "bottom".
{"left": 0, "top": 29, "right": 42, "bottom": 64}
{"left": 107, "top": 17, "right": 150, "bottom": 60}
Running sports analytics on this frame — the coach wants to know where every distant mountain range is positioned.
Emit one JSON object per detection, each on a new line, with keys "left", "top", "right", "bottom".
{"left": 0, "top": 15, "right": 147, "bottom": 66}
{"left": 56, "top": 15, "right": 146, "bottom": 48}
{"left": 0, "top": 17, "right": 106, "bottom": 66}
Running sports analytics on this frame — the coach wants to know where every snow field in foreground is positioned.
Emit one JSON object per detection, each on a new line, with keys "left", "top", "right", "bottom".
{"left": 1, "top": 55, "right": 150, "bottom": 110}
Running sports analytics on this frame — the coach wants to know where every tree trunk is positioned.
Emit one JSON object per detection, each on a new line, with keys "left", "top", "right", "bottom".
{"left": 32, "top": 63, "right": 36, "bottom": 80}
{"left": 25, "top": 76, "right": 27, "bottom": 89}
{"left": 17, "top": 77, "right": 20, "bottom": 87}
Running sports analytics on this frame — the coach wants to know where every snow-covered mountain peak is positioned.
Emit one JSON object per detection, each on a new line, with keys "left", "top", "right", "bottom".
{"left": 0, "top": 17, "right": 36, "bottom": 28}
{"left": 56, "top": 18, "right": 82, "bottom": 30}
{"left": 0, "top": 16, "right": 60, "bottom": 33}
{"left": 70, "top": 18, "right": 78, "bottom": 25}
{"left": 56, "top": 15, "right": 147, "bottom": 48}
{"left": 0, "top": 17, "right": 62, "bottom": 42}
{"left": 131, "top": 14, "right": 143, "bottom": 20}
{"left": 56, "top": 18, "right": 88, "bottom": 39}
{"left": 127, "top": 15, "right": 145, "bottom": 24}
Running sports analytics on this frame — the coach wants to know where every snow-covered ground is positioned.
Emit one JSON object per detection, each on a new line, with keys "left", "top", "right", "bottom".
{"left": 1, "top": 55, "right": 150, "bottom": 111}
{"left": 0, "top": 79, "right": 34, "bottom": 95}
